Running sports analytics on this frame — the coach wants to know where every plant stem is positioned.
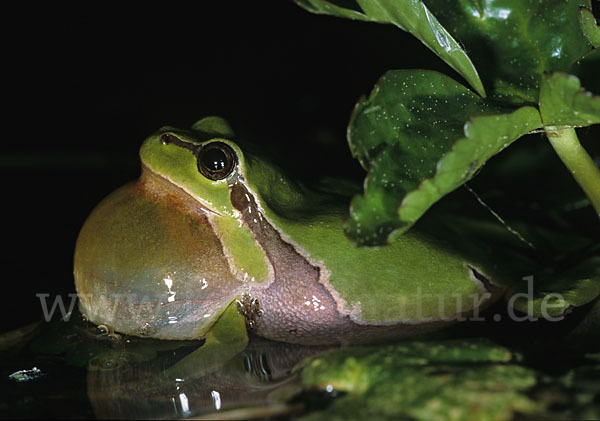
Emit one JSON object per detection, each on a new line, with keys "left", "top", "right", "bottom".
{"left": 546, "top": 126, "right": 600, "bottom": 216}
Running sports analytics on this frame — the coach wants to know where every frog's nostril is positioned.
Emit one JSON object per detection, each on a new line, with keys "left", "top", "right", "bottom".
{"left": 159, "top": 132, "right": 198, "bottom": 152}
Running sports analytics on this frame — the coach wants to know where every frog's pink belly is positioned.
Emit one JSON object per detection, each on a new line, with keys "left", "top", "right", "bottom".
{"left": 252, "top": 283, "right": 452, "bottom": 345}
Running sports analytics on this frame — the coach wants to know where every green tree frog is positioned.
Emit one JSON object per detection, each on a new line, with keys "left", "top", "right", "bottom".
{"left": 74, "top": 117, "right": 502, "bottom": 345}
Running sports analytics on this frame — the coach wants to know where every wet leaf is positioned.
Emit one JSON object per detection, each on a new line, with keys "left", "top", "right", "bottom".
{"left": 346, "top": 70, "right": 541, "bottom": 245}
{"left": 580, "top": 6, "right": 600, "bottom": 48}
{"left": 294, "top": 0, "right": 485, "bottom": 96}
{"left": 507, "top": 256, "right": 600, "bottom": 318}
{"left": 539, "top": 72, "right": 600, "bottom": 127}
{"left": 567, "top": 297, "right": 600, "bottom": 346}
{"left": 299, "top": 339, "right": 541, "bottom": 421}
{"left": 548, "top": 356, "right": 600, "bottom": 419}
{"left": 423, "top": 0, "right": 594, "bottom": 103}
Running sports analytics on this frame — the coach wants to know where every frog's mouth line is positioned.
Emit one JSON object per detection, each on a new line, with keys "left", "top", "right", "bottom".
{"left": 140, "top": 164, "right": 222, "bottom": 217}
{"left": 468, "top": 265, "right": 502, "bottom": 295}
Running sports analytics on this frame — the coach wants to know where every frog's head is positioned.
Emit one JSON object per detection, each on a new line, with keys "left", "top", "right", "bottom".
{"left": 140, "top": 117, "right": 242, "bottom": 220}
{"left": 139, "top": 116, "right": 309, "bottom": 280}
{"left": 140, "top": 116, "right": 310, "bottom": 219}
{"left": 75, "top": 117, "right": 297, "bottom": 339}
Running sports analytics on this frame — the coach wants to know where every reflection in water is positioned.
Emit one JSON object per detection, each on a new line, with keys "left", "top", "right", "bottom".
{"left": 6, "top": 306, "right": 598, "bottom": 419}
{"left": 87, "top": 337, "right": 329, "bottom": 419}
{"left": 1, "top": 311, "right": 331, "bottom": 419}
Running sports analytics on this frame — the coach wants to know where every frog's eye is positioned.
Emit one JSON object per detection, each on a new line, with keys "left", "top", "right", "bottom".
{"left": 196, "top": 141, "right": 237, "bottom": 181}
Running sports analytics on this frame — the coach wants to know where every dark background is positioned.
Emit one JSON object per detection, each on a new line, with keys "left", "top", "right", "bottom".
{"left": 2, "top": 2, "right": 444, "bottom": 331}
{"left": 2, "top": 2, "right": 598, "bottom": 332}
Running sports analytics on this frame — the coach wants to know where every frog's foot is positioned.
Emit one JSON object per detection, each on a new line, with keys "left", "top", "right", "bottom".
{"left": 96, "top": 324, "right": 122, "bottom": 342}
{"left": 236, "top": 292, "right": 265, "bottom": 329}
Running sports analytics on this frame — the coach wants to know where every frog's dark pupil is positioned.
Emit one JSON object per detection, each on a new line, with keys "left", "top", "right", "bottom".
{"left": 203, "top": 147, "right": 228, "bottom": 171}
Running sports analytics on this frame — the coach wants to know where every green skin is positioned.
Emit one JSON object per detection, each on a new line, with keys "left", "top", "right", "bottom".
{"left": 74, "top": 117, "right": 502, "bottom": 345}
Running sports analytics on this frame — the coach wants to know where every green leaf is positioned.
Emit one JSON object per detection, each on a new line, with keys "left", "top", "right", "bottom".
{"left": 424, "top": 0, "right": 594, "bottom": 103}
{"left": 567, "top": 297, "right": 600, "bottom": 346}
{"left": 507, "top": 256, "right": 600, "bottom": 318}
{"left": 346, "top": 70, "right": 541, "bottom": 245}
{"left": 580, "top": 6, "right": 600, "bottom": 48}
{"left": 295, "top": 0, "right": 485, "bottom": 97}
{"left": 294, "top": 0, "right": 371, "bottom": 21}
{"left": 539, "top": 72, "right": 600, "bottom": 127}
{"left": 572, "top": 48, "right": 600, "bottom": 93}
{"left": 555, "top": 360, "right": 600, "bottom": 419}
{"left": 300, "top": 339, "right": 541, "bottom": 421}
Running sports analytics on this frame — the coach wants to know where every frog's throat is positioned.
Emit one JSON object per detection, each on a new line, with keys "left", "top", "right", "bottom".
{"left": 140, "top": 165, "right": 220, "bottom": 217}
{"left": 141, "top": 165, "right": 273, "bottom": 289}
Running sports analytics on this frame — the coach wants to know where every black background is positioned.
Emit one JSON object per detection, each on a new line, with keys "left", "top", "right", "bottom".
{"left": 2, "top": 2, "right": 446, "bottom": 331}
{"left": 2, "top": 2, "right": 598, "bottom": 333}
